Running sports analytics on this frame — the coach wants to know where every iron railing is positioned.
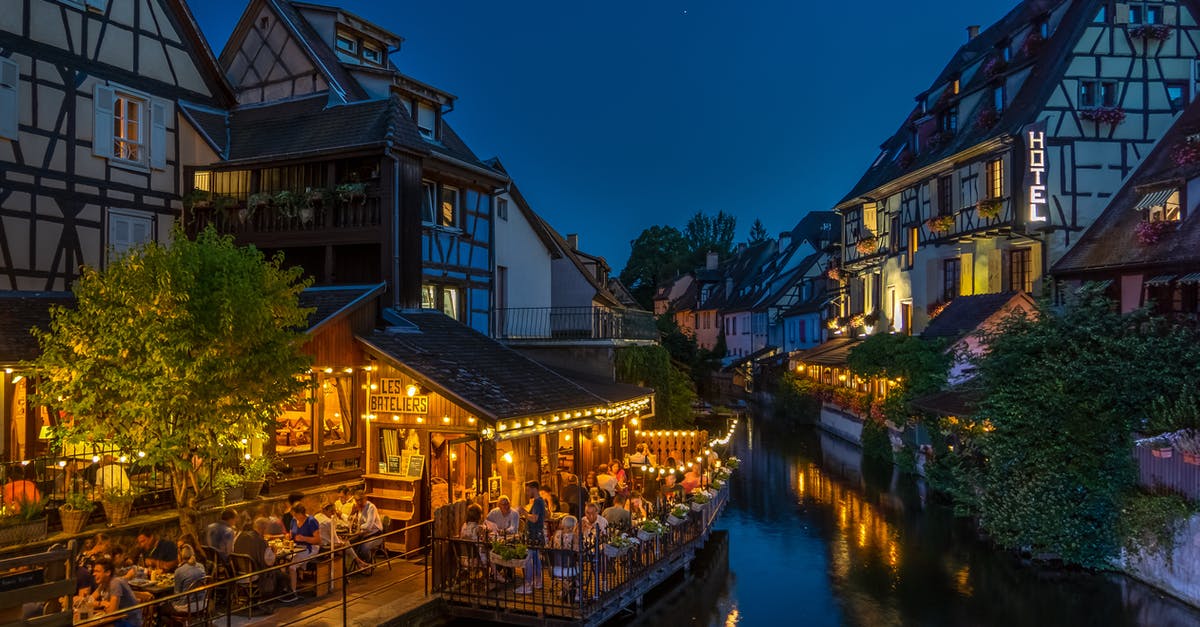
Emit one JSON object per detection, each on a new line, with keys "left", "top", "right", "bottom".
{"left": 431, "top": 485, "right": 728, "bottom": 622}
{"left": 492, "top": 307, "right": 658, "bottom": 342}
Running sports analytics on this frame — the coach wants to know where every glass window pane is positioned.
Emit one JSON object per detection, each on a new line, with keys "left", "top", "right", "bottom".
{"left": 276, "top": 386, "right": 313, "bottom": 454}
{"left": 441, "top": 187, "right": 458, "bottom": 226}
{"left": 320, "top": 375, "right": 354, "bottom": 448}
{"left": 422, "top": 182, "right": 436, "bottom": 223}
{"left": 421, "top": 284, "right": 436, "bottom": 309}
{"left": 442, "top": 286, "right": 459, "bottom": 320}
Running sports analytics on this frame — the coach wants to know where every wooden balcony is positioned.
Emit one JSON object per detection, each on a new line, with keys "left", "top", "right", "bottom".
{"left": 185, "top": 188, "right": 384, "bottom": 246}
{"left": 927, "top": 198, "right": 1016, "bottom": 244}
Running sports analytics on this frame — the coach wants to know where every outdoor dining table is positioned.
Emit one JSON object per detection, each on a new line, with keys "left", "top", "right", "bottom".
{"left": 126, "top": 575, "right": 174, "bottom": 597}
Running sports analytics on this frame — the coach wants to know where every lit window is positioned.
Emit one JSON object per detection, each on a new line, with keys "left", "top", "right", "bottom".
{"left": 943, "top": 258, "right": 961, "bottom": 301}
{"left": 421, "top": 284, "right": 462, "bottom": 321}
{"left": 336, "top": 34, "right": 357, "bottom": 54}
{"left": 987, "top": 158, "right": 1004, "bottom": 199}
{"left": 113, "top": 94, "right": 143, "bottom": 163}
{"left": 421, "top": 284, "right": 437, "bottom": 309}
{"left": 442, "top": 286, "right": 460, "bottom": 320}
{"left": 1148, "top": 190, "right": 1182, "bottom": 223}
{"left": 952, "top": 78, "right": 960, "bottom": 94}
{"left": 440, "top": 185, "right": 458, "bottom": 227}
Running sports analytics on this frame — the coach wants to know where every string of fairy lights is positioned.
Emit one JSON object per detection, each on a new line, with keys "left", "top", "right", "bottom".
{"left": 631, "top": 416, "right": 741, "bottom": 477}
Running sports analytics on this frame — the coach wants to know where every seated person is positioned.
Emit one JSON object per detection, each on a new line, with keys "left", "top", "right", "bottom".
{"left": 95, "top": 455, "right": 131, "bottom": 495}
{"left": 233, "top": 521, "right": 281, "bottom": 596}
{"left": 89, "top": 558, "right": 141, "bottom": 627}
{"left": 279, "top": 493, "right": 305, "bottom": 538}
{"left": 580, "top": 503, "right": 608, "bottom": 540}
{"left": 163, "top": 546, "right": 206, "bottom": 618}
{"left": 254, "top": 503, "right": 286, "bottom": 539}
{"left": 314, "top": 502, "right": 341, "bottom": 550}
{"left": 350, "top": 489, "right": 383, "bottom": 568}
{"left": 682, "top": 469, "right": 701, "bottom": 493}
{"left": 628, "top": 490, "right": 651, "bottom": 520}
{"left": 485, "top": 496, "right": 520, "bottom": 536}
{"left": 601, "top": 493, "right": 633, "bottom": 530}
{"left": 135, "top": 529, "right": 177, "bottom": 571}
{"left": 205, "top": 509, "right": 237, "bottom": 563}
{"left": 282, "top": 504, "right": 321, "bottom": 603}
{"left": 175, "top": 534, "right": 210, "bottom": 574}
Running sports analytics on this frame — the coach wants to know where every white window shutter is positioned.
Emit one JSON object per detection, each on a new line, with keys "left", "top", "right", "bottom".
{"left": 0, "top": 58, "right": 18, "bottom": 141}
{"left": 150, "top": 98, "right": 169, "bottom": 170}
{"left": 93, "top": 83, "right": 115, "bottom": 159}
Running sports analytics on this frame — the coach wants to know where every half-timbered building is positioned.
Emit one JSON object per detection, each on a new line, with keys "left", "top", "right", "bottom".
{"left": 183, "top": 0, "right": 504, "bottom": 334}
{"left": 835, "top": 0, "right": 1200, "bottom": 336}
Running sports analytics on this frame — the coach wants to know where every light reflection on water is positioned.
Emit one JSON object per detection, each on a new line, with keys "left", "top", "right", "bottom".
{"left": 644, "top": 416, "right": 1200, "bottom": 627}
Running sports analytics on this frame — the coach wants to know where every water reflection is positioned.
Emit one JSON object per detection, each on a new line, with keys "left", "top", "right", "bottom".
{"left": 689, "top": 417, "right": 1200, "bottom": 627}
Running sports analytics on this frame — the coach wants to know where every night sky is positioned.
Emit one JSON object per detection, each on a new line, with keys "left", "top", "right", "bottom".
{"left": 190, "top": 0, "right": 1016, "bottom": 272}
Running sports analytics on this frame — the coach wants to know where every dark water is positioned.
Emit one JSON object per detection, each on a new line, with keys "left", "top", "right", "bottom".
{"left": 645, "top": 416, "right": 1200, "bottom": 627}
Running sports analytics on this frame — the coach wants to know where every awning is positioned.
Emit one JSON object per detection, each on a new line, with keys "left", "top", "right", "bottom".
{"left": 1144, "top": 274, "right": 1177, "bottom": 287}
{"left": 1176, "top": 272, "right": 1200, "bottom": 284}
{"left": 1134, "top": 189, "right": 1175, "bottom": 210}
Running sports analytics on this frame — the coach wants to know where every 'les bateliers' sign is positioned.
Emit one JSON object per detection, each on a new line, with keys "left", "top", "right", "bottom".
{"left": 1025, "top": 120, "right": 1049, "bottom": 222}
{"left": 369, "top": 378, "right": 429, "bottom": 414}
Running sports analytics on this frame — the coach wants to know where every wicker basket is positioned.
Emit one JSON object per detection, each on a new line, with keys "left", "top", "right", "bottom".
{"left": 242, "top": 480, "right": 263, "bottom": 500}
{"left": 102, "top": 498, "right": 133, "bottom": 527}
{"left": 0, "top": 518, "right": 47, "bottom": 546}
{"left": 59, "top": 506, "right": 92, "bottom": 535}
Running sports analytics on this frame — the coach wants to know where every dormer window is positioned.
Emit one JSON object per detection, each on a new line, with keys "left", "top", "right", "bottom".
{"left": 362, "top": 42, "right": 382, "bottom": 64}
{"left": 416, "top": 102, "right": 437, "bottom": 139}
{"left": 336, "top": 34, "right": 357, "bottom": 55}
{"left": 1136, "top": 189, "right": 1181, "bottom": 222}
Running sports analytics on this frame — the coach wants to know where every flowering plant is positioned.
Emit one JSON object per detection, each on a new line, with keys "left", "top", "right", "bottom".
{"left": 1171, "top": 139, "right": 1200, "bottom": 167}
{"left": 1079, "top": 106, "right": 1126, "bottom": 126}
{"left": 1129, "top": 24, "right": 1172, "bottom": 41}
{"left": 925, "top": 214, "right": 955, "bottom": 233}
{"left": 983, "top": 56, "right": 1008, "bottom": 78}
{"left": 848, "top": 313, "right": 866, "bottom": 328}
{"left": 927, "top": 299, "right": 951, "bottom": 319}
{"left": 1020, "top": 32, "right": 1045, "bottom": 57}
{"left": 1135, "top": 220, "right": 1176, "bottom": 246}
{"left": 977, "top": 198, "right": 1004, "bottom": 220}
{"left": 856, "top": 236, "right": 879, "bottom": 255}
{"left": 826, "top": 317, "right": 842, "bottom": 331}
{"left": 724, "top": 457, "right": 740, "bottom": 470}
{"left": 639, "top": 519, "right": 667, "bottom": 535}
{"left": 826, "top": 266, "right": 844, "bottom": 282}
{"left": 670, "top": 504, "right": 691, "bottom": 519}
{"left": 976, "top": 108, "right": 1000, "bottom": 130}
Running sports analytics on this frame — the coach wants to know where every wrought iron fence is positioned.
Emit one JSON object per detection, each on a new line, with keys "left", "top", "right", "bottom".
{"left": 493, "top": 307, "right": 658, "bottom": 342}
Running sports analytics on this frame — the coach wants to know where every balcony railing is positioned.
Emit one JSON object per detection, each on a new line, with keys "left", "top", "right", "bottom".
{"left": 926, "top": 198, "right": 1015, "bottom": 241}
{"left": 493, "top": 307, "right": 658, "bottom": 342}
{"left": 185, "top": 188, "right": 383, "bottom": 238}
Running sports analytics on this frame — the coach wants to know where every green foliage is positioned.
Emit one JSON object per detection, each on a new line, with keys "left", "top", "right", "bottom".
{"left": 490, "top": 540, "right": 528, "bottom": 560}
{"left": 62, "top": 490, "right": 95, "bottom": 512}
{"left": 772, "top": 372, "right": 821, "bottom": 423}
{"left": 749, "top": 219, "right": 769, "bottom": 243}
{"left": 31, "top": 226, "right": 313, "bottom": 535}
{"left": 242, "top": 455, "right": 278, "bottom": 481}
{"left": 860, "top": 418, "right": 893, "bottom": 465}
{"left": 1118, "top": 491, "right": 1197, "bottom": 560}
{"left": 616, "top": 346, "right": 697, "bottom": 428}
{"left": 972, "top": 289, "right": 1200, "bottom": 567}
{"left": 212, "top": 468, "right": 242, "bottom": 492}
{"left": 684, "top": 211, "right": 737, "bottom": 267}
{"left": 619, "top": 226, "right": 690, "bottom": 309}
{"left": 846, "top": 334, "right": 950, "bottom": 398}
{"left": 1146, "top": 388, "right": 1200, "bottom": 434}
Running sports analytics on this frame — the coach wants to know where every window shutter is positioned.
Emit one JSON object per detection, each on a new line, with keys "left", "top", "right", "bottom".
{"left": 960, "top": 253, "right": 974, "bottom": 296}
{"left": 150, "top": 98, "right": 169, "bottom": 170}
{"left": 1114, "top": 3, "right": 1129, "bottom": 24}
{"left": 0, "top": 58, "right": 18, "bottom": 141}
{"left": 93, "top": 83, "right": 115, "bottom": 159}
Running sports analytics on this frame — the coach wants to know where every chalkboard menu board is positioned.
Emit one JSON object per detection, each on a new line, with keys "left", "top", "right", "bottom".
{"left": 404, "top": 454, "right": 425, "bottom": 478}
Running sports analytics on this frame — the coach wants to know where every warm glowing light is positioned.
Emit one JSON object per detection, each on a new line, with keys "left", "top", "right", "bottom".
{"left": 468, "top": 416, "right": 476, "bottom": 424}
{"left": 343, "top": 367, "right": 353, "bottom": 374}
{"left": 406, "top": 384, "right": 418, "bottom": 397}
{"left": 137, "top": 451, "right": 146, "bottom": 458}
{"left": 443, "top": 416, "right": 451, "bottom": 424}
{"left": 118, "top": 455, "right": 128, "bottom": 463}
{"left": 450, "top": 452, "right": 457, "bottom": 461}
{"left": 92, "top": 456, "right": 100, "bottom": 463}
{"left": 58, "top": 460, "right": 67, "bottom": 468}
{"left": 597, "top": 434, "right": 606, "bottom": 444}
{"left": 838, "top": 374, "right": 847, "bottom": 382}
{"left": 2, "top": 368, "right": 9, "bottom": 374}
{"left": 564, "top": 433, "right": 571, "bottom": 441}
{"left": 244, "top": 453, "right": 252, "bottom": 460}
{"left": 416, "top": 416, "right": 424, "bottom": 423}
{"left": 498, "top": 423, "right": 506, "bottom": 431}
{"left": 392, "top": 415, "right": 400, "bottom": 421}
{"left": 370, "top": 384, "right": 378, "bottom": 391}
{"left": 324, "top": 367, "right": 333, "bottom": 374}
{"left": 630, "top": 417, "right": 639, "bottom": 426}
{"left": 502, "top": 451, "right": 514, "bottom": 464}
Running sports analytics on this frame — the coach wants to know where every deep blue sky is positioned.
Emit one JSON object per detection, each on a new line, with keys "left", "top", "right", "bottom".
{"left": 190, "top": 0, "right": 1016, "bottom": 273}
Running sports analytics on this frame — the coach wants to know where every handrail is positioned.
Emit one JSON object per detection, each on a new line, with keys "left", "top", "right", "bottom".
{"left": 73, "top": 517, "right": 435, "bottom": 626}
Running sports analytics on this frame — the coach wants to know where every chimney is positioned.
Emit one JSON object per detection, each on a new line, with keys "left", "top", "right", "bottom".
{"left": 567, "top": 233, "right": 579, "bottom": 250}
{"left": 778, "top": 231, "right": 792, "bottom": 250}
{"left": 706, "top": 251, "right": 719, "bottom": 270}
{"left": 967, "top": 25, "right": 980, "bottom": 41}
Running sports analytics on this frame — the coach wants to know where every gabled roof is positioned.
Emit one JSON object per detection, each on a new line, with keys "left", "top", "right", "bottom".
{"left": 166, "top": 0, "right": 239, "bottom": 106}
{"left": 707, "top": 241, "right": 779, "bottom": 312}
{"left": 0, "top": 292, "right": 75, "bottom": 365}
{"left": 483, "top": 158, "right": 562, "bottom": 258}
{"left": 549, "top": 368, "right": 653, "bottom": 405}
{"left": 791, "top": 211, "right": 841, "bottom": 250}
{"left": 921, "top": 292, "right": 1035, "bottom": 340}
{"left": 910, "top": 388, "right": 983, "bottom": 417}
{"left": 357, "top": 311, "right": 607, "bottom": 421}
{"left": 299, "top": 283, "right": 385, "bottom": 334}
{"left": 607, "top": 278, "right": 641, "bottom": 309}
{"left": 1053, "top": 98, "right": 1200, "bottom": 275}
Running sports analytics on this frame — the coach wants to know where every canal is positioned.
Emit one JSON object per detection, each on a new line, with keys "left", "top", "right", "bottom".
{"left": 638, "top": 415, "right": 1200, "bottom": 627}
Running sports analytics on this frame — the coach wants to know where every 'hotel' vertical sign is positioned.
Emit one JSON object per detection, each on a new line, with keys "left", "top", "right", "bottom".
{"left": 1024, "top": 120, "right": 1049, "bottom": 222}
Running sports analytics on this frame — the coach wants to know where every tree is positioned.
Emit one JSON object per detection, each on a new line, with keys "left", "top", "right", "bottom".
{"left": 749, "top": 219, "right": 769, "bottom": 243}
{"left": 684, "top": 211, "right": 737, "bottom": 266}
{"left": 969, "top": 288, "right": 1200, "bottom": 567}
{"left": 845, "top": 334, "right": 950, "bottom": 399}
{"left": 619, "top": 225, "right": 690, "bottom": 309}
{"left": 615, "top": 346, "right": 697, "bottom": 428}
{"left": 32, "top": 227, "right": 313, "bottom": 538}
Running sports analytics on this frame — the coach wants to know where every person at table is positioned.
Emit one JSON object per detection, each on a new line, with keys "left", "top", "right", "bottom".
{"left": 350, "top": 488, "right": 382, "bottom": 569}
{"left": 175, "top": 534, "right": 209, "bottom": 575}
{"left": 538, "top": 487, "right": 560, "bottom": 515}
{"left": 559, "top": 474, "right": 588, "bottom": 518}
{"left": 2, "top": 466, "right": 41, "bottom": 506}
{"left": 205, "top": 508, "right": 237, "bottom": 564}
{"left": 233, "top": 521, "right": 282, "bottom": 597}
{"left": 485, "top": 496, "right": 520, "bottom": 536}
{"left": 583, "top": 472, "right": 605, "bottom": 507}
{"left": 314, "top": 502, "right": 341, "bottom": 550}
{"left": 89, "top": 558, "right": 142, "bottom": 627}
{"left": 628, "top": 443, "right": 655, "bottom": 467}
{"left": 135, "top": 529, "right": 177, "bottom": 572}
{"left": 682, "top": 468, "right": 701, "bottom": 493}
{"left": 162, "top": 545, "right": 205, "bottom": 619}
{"left": 514, "top": 480, "right": 545, "bottom": 595}
{"left": 628, "top": 490, "right": 651, "bottom": 521}
{"left": 335, "top": 486, "right": 356, "bottom": 522}
{"left": 661, "top": 472, "right": 684, "bottom": 505}
{"left": 580, "top": 502, "right": 608, "bottom": 541}
{"left": 279, "top": 493, "right": 304, "bottom": 537}
{"left": 596, "top": 465, "right": 617, "bottom": 501}
{"left": 254, "top": 503, "right": 286, "bottom": 539}
{"left": 601, "top": 493, "right": 632, "bottom": 531}
{"left": 96, "top": 455, "right": 131, "bottom": 495}
{"left": 281, "top": 503, "right": 320, "bottom": 603}
{"left": 610, "top": 460, "right": 628, "bottom": 490}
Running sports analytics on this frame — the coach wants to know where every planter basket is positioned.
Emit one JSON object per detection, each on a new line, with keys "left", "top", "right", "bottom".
{"left": 102, "top": 499, "right": 133, "bottom": 527}
{"left": 59, "top": 507, "right": 92, "bottom": 535}
{"left": 488, "top": 552, "right": 528, "bottom": 570}
{"left": 667, "top": 514, "right": 686, "bottom": 526}
{"left": 0, "top": 518, "right": 47, "bottom": 546}
{"left": 636, "top": 530, "right": 661, "bottom": 542}
{"left": 242, "top": 480, "right": 264, "bottom": 500}
{"left": 601, "top": 544, "right": 628, "bottom": 559}
{"left": 691, "top": 502, "right": 707, "bottom": 512}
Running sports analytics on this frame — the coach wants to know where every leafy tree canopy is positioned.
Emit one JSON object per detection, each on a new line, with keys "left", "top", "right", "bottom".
{"left": 684, "top": 211, "right": 737, "bottom": 266}
{"left": 31, "top": 227, "right": 313, "bottom": 535}
{"left": 845, "top": 333, "right": 950, "bottom": 398}
{"left": 619, "top": 225, "right": 689, "bottom": 309}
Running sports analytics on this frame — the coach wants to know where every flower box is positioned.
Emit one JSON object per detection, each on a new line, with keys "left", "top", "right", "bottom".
{"left": 636, "top": 529, "right": 660, "bottom": 542}
{"left": 856, "top": 237, "right": 879, "bottom": 255}
{"left": 488, "top": 551, "right": 528, "bottom": 569}
{"left": 602, "top": 544, "right": 628, "bottom": 559}
{"left": 667, "top": 514, "right": 687, "bottom": 526}
{"left": 977, "top": 199, "right": 1003, "bottom": 220}
{"left": 1079, "top": 106, "right": 1126, "bottom": 126}
{"left": 691, "top": 501, "right": 706, "bottom": 512}
{"left": 1151, "top": 447, "right": 1173, "bottom": 459}
{"left": 1134, "top": 220, "right": 1176, "bottom": 246}
{"left": 0, "top": 518, "right": 47, "bottom": 546}
{"left": 1171, "top": 139, "right": 1200, "bottom": 167}
{"left": 59, "top": 506, "right": 92, "bottom": 535}
{"left": 1129, "top": 24, "right": 1172, "bottom": 41}
{"left": 925, "top": 214, "right": 955, "bottom": 234}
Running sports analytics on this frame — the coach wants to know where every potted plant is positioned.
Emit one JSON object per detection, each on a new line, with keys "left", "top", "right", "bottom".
{"left": 1171, "top": 139, "right": 1200, "bottom": 167}
{"left": 182, "top": 189, "right": 213, "bottom": 211}
{"left": 690, "top": 492, "right": 711, "bottom": 512}
{"left": 667, "top": 504, "right": 690, "bottom": 526}
{"left": 241, "top": 455, "right": 275, "bottom": 499}
{"left": 1176, "top": 431, "right": 1200, "bottom": 465}
{"left": 336, "top": 182, "right": 368, "bottom": 205}
{"left": 1129, "top": 24, "right": 1172, "bottom": 41}
{"left": 855, "top": 236, "right": 879, "bottom": 255}
{"left": 212, "top": 468, "right": 244, "bottom": 506}
{"left": 1150, "top": 446, "right": 1173, "bottom": 459}
{"left": 926, "top": 214, "right": 955, "bottom": 234}
{"left": 247, "top": 192, "right": 272, "bottom": 213}
{"left": 0, "top": 500, "right": 47, "bottom": 546}
{"left": 977, "top": 198, "right": 1003, "bottom": 220}
{"left": 636, "top": 519, "right": 667, "bottom": 542}
{"left": 927, "top": 299, "right": 951, "bottom": 319}
{"left": 826, "top": 266, "right": 844, "bottom": 282}
{"left": 1079, "top": 106, "right": 1127, "bottom": 126}
{"left": 724, "top": 457, "right": 740, "bottom": 470}
{"left": 1134, "top": 220, "right": 1176, "bottom": 246}
{"left": 100, "top": 487, "right": 137, "bottom": 527}
{"left": 602, "top": 534, "right": 634, "bottom": 558}
{"left": 489, "top": 539, "right": 529, "bottom": 568}
{"left": 59, "top": 490, "right": 95, "bottom": 535}
{"left": 274, "top": 190, "right": 299, "bottom": 219}
{"left": 303, "top": 188, "right": 330, "bottom": 223}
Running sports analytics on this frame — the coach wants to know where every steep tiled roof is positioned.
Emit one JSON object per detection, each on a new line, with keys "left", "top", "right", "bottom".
{"left": 700, "top": 241, "right": 777, "bottom": 311}
{"left": 921, "top": 292, "right": 1028, "bottom": 339}
{"left": 298, "top": 284, "right": 384, "bottom": 333}
{"left": 792, "top": 211, "right": 841, "bottom": 250}
{"left": 178, "top": 103, "right": 229, "bottom": 155}
{"left": 0, "top": 292, "right": 74, "bottom": 365}
{"left": 1053, "top": 98, "right": 1200, "bottom": 275}
{"left": 357, "top": 311, "right": 607, "bottom": 421}
{"left": 550, "top": 368, "right": 653, "bottom": 405}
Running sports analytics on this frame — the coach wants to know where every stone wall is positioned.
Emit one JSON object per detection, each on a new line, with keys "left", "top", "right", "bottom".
{"left": 1119, "top": 512, "right": 1200, "bottom": 609}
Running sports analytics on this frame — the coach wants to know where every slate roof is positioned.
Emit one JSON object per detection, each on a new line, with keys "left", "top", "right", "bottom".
{"left": 700, "top": 241, "right": 777, "bottom": 311}
{"left": 0, "top": 292, "right": 74, "bottom": 365}
{"left": 178, "top": 103, "right": 229, "bottom": 155}
{"left": 550, "top": 368, "right": 653, "bottom": 404}
{"left": 298, "top": 284, "right": 384, "bottom": 333}
{"left": 1053, "top": 97, "right": 1200, "bottom": 275}
{"left": 920, "top": 292, "right": 1030, "bottom": 340}
{"left": 839, "top": 0, "right": 1088, "bottom": 204}
{"left": 357, "top": 311, "right": 608, "bottom": 421}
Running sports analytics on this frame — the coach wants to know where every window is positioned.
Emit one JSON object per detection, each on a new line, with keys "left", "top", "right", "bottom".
{"left": 421, "top": 284, "right": 437, "bottom": 309}
{"left": 336, "top": 34, "right": 357, "bottom": 54}
{"left": 496, "top": 197, "right": 508, "bottom": 221}
{"left": 1130, "top": 4, "right": 1143, "bottom": 23}
{"left": 421, "top": 181, "right": 436, "bottom": 223}
{"left": 987, "top": 158, "right": 1004, "bottom": 199}
{"left": 1167, "top": 82, "right": 1188, "bottom": 111}
{"left": 906, "top": 227, "right": 918, "bottom": 269}
{"left": 107, "top": 208, "right": 152, "bottom": 258}
{"left": 1100, "top": 82, "right": 1117, "bottom": 107}
{"left": 1147, "top": 4, "right": 1163, "bottom": 23}
{"left": 940, "top": 107, "right": 958, "bottom": 133}
{"left": 277, "top": 385, "right": 313, "bottom": 454}
{"left": 112, "top": 94, "right": 142, "bottom": 162}
{"left": 993, "top": 85, "right": 1006, "bottom": 113}
{"left": 319, "top": 374, "right": 355, "bottom": 449}
{"left": 862, "top": 203, "right": 877, "bottom": 234}
{"left": 1149, "top": 190, "right": 1182, "bottom": 222}
{"left": 952, "top": 78, "right": 960, "bottom": 95}
{"left": 938, "top": 175, "right": 953, "bottom": 214}
{"left": 440, "top": 185, "right": 459, "bottom": 227}
{"left": 421, "top": 284, "right": 463, "bottom": 321}
{"left": 1009, "top": 248, "right": 1033, "bottom": 293}
{"left": 943, "top": 258, "right": 961, "bottom": 301}
{"left": 0, "top": 57, "right": 17, "bottom": 140}
{"left": 1001, "top": 44, "right": 1012, "bottom": 62}
{"left": 361, "top": 42, "right": 382, "bottom": 64}
{"left": 1039, "top": 20, "right": 1050, "bottom": 38}
{"left": 94, "top": 84, "right": 167, "bottom": 169}
{"left": 442, "top": 286, "right": 460, "bottom": 320}
{"left": 889, "top": 215, "right": 901, "bottom": 254}
{"left": 416, "top": 103, "right": 437, "bottom": 139}
{"left": 1080, "top": 81, "right": 1098, "bottom": 108}
{"left": 1094, "top": 5, "right": 1107, "bottom": 22}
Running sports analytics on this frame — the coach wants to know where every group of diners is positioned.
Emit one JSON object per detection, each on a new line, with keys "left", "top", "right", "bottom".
{"left": 38, "top": 486, "right": 386, "bottom": 626}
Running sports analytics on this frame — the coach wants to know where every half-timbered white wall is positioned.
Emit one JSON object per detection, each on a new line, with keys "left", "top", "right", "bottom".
{"left": 222, "top": 1, "right": 329, "bottom": 105}
{"left": 0, "top": 0, "right": 225, "bottom": 291}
